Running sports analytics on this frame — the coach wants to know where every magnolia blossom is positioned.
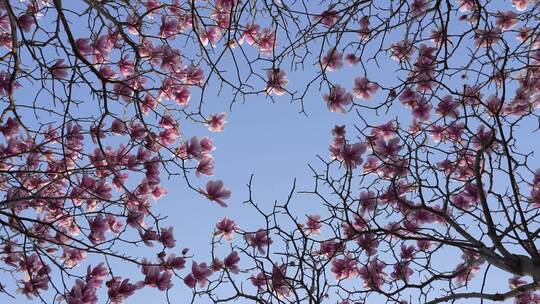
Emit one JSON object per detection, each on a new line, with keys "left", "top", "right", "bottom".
{"left": 495, "top": 11, "right": 518, "bottom": 30}
{"left": 265, "top": 69, "right": 288, "bottom": 96}
{"left": 358, "top": 258, "right": 386, "bottom": 289}
{"left": 184, "top": 262, "right": 213, "bottom": 288}
{"left": 200, "top": 180, "right": 231, "bottom": 207}
{"left": 246, "top": 230, "right": 272, "bottom": 254}
{"left": 206, "top": 112, "right": 227, "bottom": 132}
{"left": 215, "top": 217, "right": 237, "bottom": 241}
{"left": 512, "top": 0, "right": 531, "bottom": 11}
{"left": 353, "top": 77, "right": 379, "bottom": 100}
{"left": 50, "top": 59, "right": 69, "bottom": 79}
{"left": 223, "top": 251, "right": 240, "bottom": 274}
{"left": 305, "top": 214, "right": 321, "bottom": 235}
{"left": 324, "top": 85, "right": 352, "bottom": 113}
{"left": 314, "top": 5, "right": 339, "bottom": 27}
{"left": 321, "top": 48, "right": 343, "bottom": 71}
{"left": 331, "top": 256, "right": 358, "bottom": 280}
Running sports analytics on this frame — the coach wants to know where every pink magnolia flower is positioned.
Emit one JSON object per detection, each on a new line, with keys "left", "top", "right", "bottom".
{"left": 215, "top": 217, "right": 237, "bottom": 241}
{"left": 512, "top": 0, "right": 530, "bottom": 11}
{"left": 119, "top": 56, "right": 134, "bottom": 76}
{"left": 454, "top": 251, "right": 482, "bottom": 285}
{"left": 159, "top": 16, "right": 179, "bottom": 38}
{"left": 186, "top": 136, "right": 214, "bottom": 159}
{"left": 372, "top": 120, "right": 397, "bottom": 140}
{"left": 211, "top": 258, "right": 223, "bottom": 272}
{"left": 373, "top": 137, "right": 401, "bottom": 159}
{"left": 319, "top": 240, "right": 343, "bottom": 256}
{"left": 151, "top": 185, "right": 167, "bottom": 200}
{"left": 106, "top": 277, "right": 142, "bottom": 304}
{"left": 98, "top": 65, "right": 118, "bottom": 80}
{"left": 411, "top": 0, "right": 429, "bottom": 16}
{"left": 65, "top": 279, "right": 99, "bottom": 304}
{"left": 400, "top": 244, "right": 415, "bottom": 260}
{"left": 106, "top": 215, "right": 124, "bottom": 234}
{"left": 75, "top": 38, "right": 93, "bottom": 55}
{"left": 16, "top": 260, "right": 51, "bottom": 298}
{"left": 110, "top": 119, "right": 126, "bottom": 134}
{"left": 357, "top": 233, "right": 379, "bottom": 256}
{"left": 200, "top": 180, "right": 231, "bottom": 207}
{"left": 305, "top": 214, "right": 321, "bottom": 235}
{"left": 265, "top": 69, "right": 288, "bottom": 96}
{"left": 474, "top": 28, "right": 501, "bottom": 48}
{"left": 390, "top": 41, "right": 414, "bottom": 61}
{"left": 457, "top": 0, "right": 476, "bottom": 12}
{"left": 257, "top": 28, "right": 276, "bottom": 55}
{"left": 179, "top": 65, "right": 204, "bottom": 85}
{"left": 196, "top": 155, "right": 215, "bottom": 177}
{"left": 353, "top": 77, "right": 379, "bottom": 100}
{"left": 93, "top": 35, "right": 113, "bottom": 63}
{"left": 61, "top": 247, "right": 86, "bottom": 268}
{"left": 331, "top": 256, "right": 358, "bottom": 280}
{"left": 359, "top": 190, "right": 378, "bottom": 213}
{"left": 159, "top": 46, "right": 181, "bottom": 72}
{"left": 139, "top": 228, "right": 159, "bottom": 247}
{"left": 159, "top": 115, "right": 177, "bottom": 130}
{"left": 140, "top": 94, "right": 158, "bottom": 114}
{"left": 0, "top": 14, "right": 9, "bottom": 32}
{"left": 88, "top": 215, "right": 109, "bottom": 244}
{"left": 50, "top": 59, "right": 69, "bottom": 79}
{"left": 1, "top": 117, "right": 19, "bottom": 139}
{"left": 452, "top": 193, "right": 473, "bottom": 210}
{"left": 184, "top": 261, "right": 213, "bottom": 288}
{"left": 391, "top": 261, "right": 414, "bottom": 282}
{"left": 270, "top": 264, "right": 290, "bottom": 299}
{"left": 411, "top": 99, "right": 432, "bottom": 121}
{"left": 142, "top": 264, "right": 173, "bottom": 291}
{"left": 223, "top": 251, "right": 240, "bottom": 274}
{"left": 161, "top": 254, "right": 186, "bottom": 270}
{"left": 358, "top": 258, "right": 386, "bottom": 289}
{"left": 314, "top": 5, "right": 339, "bottom": 27}
{"left": 358, "top": 16, "right": 370, "bottom": 41}
{"left": 250, "top": 272, "right": 267, "bottom": 291}
{"left": 417, "top": 239, "right": 431, "bottom": 251}
{"left": 85, "top": 263, "right": 108, "bottom": 288}
{"left": 436, "top": 95, "right": 459, "bottom": 118}
{"left": 211, "top": 7, "right": 231, "bottom": 28}
{"left": 206, "top": 112, "right": 227, "bottom": 132}
{"left": 200, "top": 26, "right": 222, "bottom": 47}
{"left": 533, "top": 169, "right": 540, "bottom": 189}
{"left": 339, "top": 142, "right": 367, "bottom": 170}
{"left": 0, "top": 72, "right": 20, "bottom": 96}
{"left": 240, "top": 23, "right": 259, "bottom": 45}
{"left": 321, "top": 48, "right": 343, "bottom": 71}
{"left": 430, "top": 28, "right": 452, "bottom": 45}
{"left": 472, "top": 125, "right": 495, "bottom": 150}
{"left": 125, "top": 15, "right": 139, "bottom": 35}
{"left": 18, "top": 13, "right": 35, "bottom": 32}
{"left": 486, "top": 95, "right": 502, "bottom": 115}
{"left": 245, "top": 230, "right": 272, "bottom": 254}
{"left": 399, "top": 86, "right": 418, "bottom": 108}
{"left": 509, "top": 276, "right": 540, "bottom": 304}
{"left": 495, "top": 11, "right": 518, "bottom": 30}
{"left": 324, "top": 85, "right": 352, "bottom": 113}
{"left": 345, "top": 53, "right": 360, "bottom": 65}
{"left": 159, "top": 227, "right": 176, "bottom": 248}
{"left": 113, "top": 83, "right": 133, "bottom": 103}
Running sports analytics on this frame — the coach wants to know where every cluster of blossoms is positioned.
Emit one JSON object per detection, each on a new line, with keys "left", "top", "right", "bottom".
{"left": 3, "top": 0, "right": 540, "bottom": 303}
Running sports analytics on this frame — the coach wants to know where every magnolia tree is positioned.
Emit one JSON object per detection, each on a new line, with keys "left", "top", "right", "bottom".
{"left": 1, "top": 0, "right": 540, "bottom": 303}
